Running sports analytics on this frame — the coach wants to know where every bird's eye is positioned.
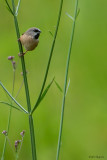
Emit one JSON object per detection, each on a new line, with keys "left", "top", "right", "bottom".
{"left": 33, "top": 29, "right": 39, "bottom": 32}
{"left": 34, "top": 33, "right": 40, "bottom": 39}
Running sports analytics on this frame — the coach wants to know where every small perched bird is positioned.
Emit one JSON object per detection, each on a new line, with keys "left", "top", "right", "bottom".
{"left": 18, "top": 27, "right": 41, "bottom": 56}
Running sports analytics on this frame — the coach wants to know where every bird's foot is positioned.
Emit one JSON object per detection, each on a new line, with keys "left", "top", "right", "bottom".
{"left": 18, "top": 52, "right": 25, "bottom": 57}
{"left": 18, "top": 51, "right": 27, "bottom": 57}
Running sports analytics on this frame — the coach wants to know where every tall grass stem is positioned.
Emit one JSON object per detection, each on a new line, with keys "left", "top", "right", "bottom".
{"left": 11, "top": 0, "right": 37, "bottom": 159}
{"left": 56, "top": 0, "right": 78, "bottom": 159}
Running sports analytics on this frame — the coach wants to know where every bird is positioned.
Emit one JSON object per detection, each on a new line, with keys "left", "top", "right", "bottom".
{"left": 18, "top": 27, "right": 41, "bottom": 56}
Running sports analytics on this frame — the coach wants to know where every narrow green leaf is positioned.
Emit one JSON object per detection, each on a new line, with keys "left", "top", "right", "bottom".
{"left": 66, "top": 12, "right": 74, "bottom": 21}
{"left": 48, "top": 30, "right": 54, "bottom": 37}
{"left": 76, "top": 8, "right": 80, "bottom": 19}
{"left": 0, "top": 101, "right": 23, "bottom": 112}
{"left": 15, "top": 0, "right": 21, "bottom": 16}
{"left": 32, "top": 0, "right": 63, "bottom": 115}
{"left": 0, "top": 81, "right": 28, "bottom": 114}
{"left": 54, "top": 80, "right": 63, "bottom": 93}
{"left": 5, "top": 0, "right": 14, "bottom": 15}
{"left": 39, "top": 77, "right": 55, "bottom": 103}
{"left": 31, "top": 77, "right": 55, "bottom": 113}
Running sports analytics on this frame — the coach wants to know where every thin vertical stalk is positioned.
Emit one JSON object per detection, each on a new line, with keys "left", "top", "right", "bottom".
{"left": 12, "top": 70, "right": 15, "bottom": 96}
{"left": 1, "top": 69, "right": 15, "bottom": 160}
{"left": 15, "top": 80, "right": 24, "bottom": 98}
{"left": 31, "top": 0, "right": 64, "bottom": 114}
{"left": 56, "top": 0, "right": 78, "bottom": 160}
{"left": 11, "top": 0, "right": 37, "bottom": 159}
{"left": 1, "top": 108, "right": 12, "bottom": 160}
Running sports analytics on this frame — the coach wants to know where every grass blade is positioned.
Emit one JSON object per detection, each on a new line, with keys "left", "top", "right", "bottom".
{"left": 39, "top": 77, "right": 55, "bottom": 103}
{"left": 54, "top": 80, "right": 63, "bottom": 93}
{"left": 0, "top": 81, "right": 28, "bottom": 114}
{"left": 0, "top": 101, "right": 23, "bottom": 112}
{"left": 31, "top": 77, "right": 55, "bottom": 112}
{"left": 48, "top": 30, "right": 54, "bottom": 37}
{"left": 76, "top": 8, "right": 80, "bottom": 19}
{"left": 32, "top": 0, "right": 64, "bottom": 115}
{"left": 35, "top": 77, "right": 55, "bottom": 111}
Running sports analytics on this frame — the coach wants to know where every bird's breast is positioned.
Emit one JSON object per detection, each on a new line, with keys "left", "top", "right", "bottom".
{"left": 20, "top": 34, "right": 39, "bottom": 51}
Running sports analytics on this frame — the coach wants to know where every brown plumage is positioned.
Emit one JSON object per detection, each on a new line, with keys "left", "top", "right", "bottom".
{"left": 18, "top": 27, "right": 41, "bottom": 56}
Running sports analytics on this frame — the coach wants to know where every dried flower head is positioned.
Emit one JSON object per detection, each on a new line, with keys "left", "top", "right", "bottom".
{"left": 20, "top": 130, "right": 25, "bottom": 137}
{"left": 8, "top": 56, "right": 14, "bottom": 60}
{"left": 2, "top": 130, "right": 7, "bottom": 136}
{"left": 15, "top": 140, "right": 21, "bottom": 152}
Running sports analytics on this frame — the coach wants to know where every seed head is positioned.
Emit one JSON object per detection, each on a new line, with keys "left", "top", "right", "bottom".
{"left": 2, "top": 130, "right": 7, "bottom": 136}
{"left": 20, "top": 130, "right": 25, "bottom": 137}
{"left": 8, "top": 56, "right": 14, "bottom": 60}
{"left": 15, "top": 140, "right": 21, "bottom": 152}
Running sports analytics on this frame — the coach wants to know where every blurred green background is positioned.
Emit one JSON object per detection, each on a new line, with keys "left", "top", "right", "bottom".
{"left": 0, "top": 0, "right": 107, "bottom": 159}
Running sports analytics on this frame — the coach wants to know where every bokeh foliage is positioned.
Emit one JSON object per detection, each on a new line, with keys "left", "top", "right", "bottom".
{"left": 0, "top": 0, "right": 107, "bottom": 159}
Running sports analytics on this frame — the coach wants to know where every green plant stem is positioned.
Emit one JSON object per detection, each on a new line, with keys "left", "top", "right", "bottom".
{"left": 11, "top": 0, "right": 37, "bottom": 159}
{"left": 18, "top": 137, "right": 24, "bottom": 157}
{"left": 1, "top": 137, "right": 6, "bottom": 160}
{"left": 56, "top": 0, "right": 78, "bottom": 160}
{"left": 5, "top": 0, "right": 14, "bottom": 15}
{"left": 31, "top": 0, "right": 64, "bottom": 114}
{"left": 16, "top": 153, "right": 18, "bottom": 160}
{"left": 1, "top": 68, "right": 15, "bottom": 160}
{"left": 12, "top": 69, "right": 15, "bottom": 95}
{"left": 15, "top": 80, "right": 24, "bottom": 99}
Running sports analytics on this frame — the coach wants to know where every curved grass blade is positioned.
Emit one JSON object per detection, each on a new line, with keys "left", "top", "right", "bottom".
{"left": 0, "top": 101, "right": 23, "bottom": 112}
{"left": 5, "top": 0, "right": 14, "bottom": 15}
{"left": 31, "top": 77, "right": 55, "bottom": 113}
{"left": 0, "top": 81, "right": 28, "bottom": 114}
{"left": 32, "top": 0, "right": 64, "bottom": 115}
{"left": 48, "top": 30, "right": 54, "bottom": 37}
{"left": 54, "top": 80, "right": 63, "bottom": 93}
{"left": 39, "top": 77, "right": 55, "bottom": 103}
{"left": 76, "top": 8, "right": 80, "bottom": 19}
